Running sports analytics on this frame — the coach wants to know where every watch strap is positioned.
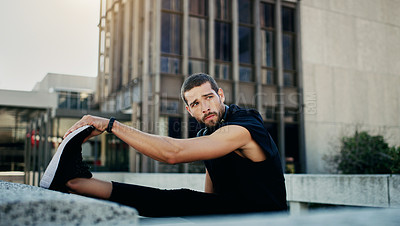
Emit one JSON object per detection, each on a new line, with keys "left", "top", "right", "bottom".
{"left": 106, "top": 117, "right": 115, "bottom": 133}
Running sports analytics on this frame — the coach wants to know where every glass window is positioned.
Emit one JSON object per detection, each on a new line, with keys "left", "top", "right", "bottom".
{"left": 215, "top": 0, "right": 231, "bottom": 20}
{"left": 239, "top": 26, "right": 253, "bottom": 64}
{"left": 262, "top": 69, "right": 274, "bottom": 85}
{"left": 260, "top": 2, "right": 274, "bottom": 28}
{"left": 282, "top": 7, "right": 295, "bottom": 32}
{"left": 58, "top": 92, "right": 68, "bottom": 109}
{"left": 238, "top": 0, "right": 252, "bottom": 24}
{"left": 189, "top": 0, "right": 207, "bottom": 16}
{"left": 215, "top": 21, "right": 232, "bottom": 61}
{"left": 284, "top": 72, "right": 295, "bottom": 86}
{"left": 261, "top": 30, "right": 273, "bottom": 67}
{"left": 282, "top": 34, "right": 294, "bottom": 70}
{"left": 162, "top": 0, "right": 182, "bottom": 11}
{"left": 160, "top": 56, "right": 181, "bottom": 74}
{"left": 215, "top": 63, "right": 231, "bottom": 80}
{"left": 70, "top": 92, "right": 79, "bottom": 109}
{"left": 189, "top": 60, "right": 207, "bottom": 75}
{"left": 161, "top": 13, "right": 182, "bottom": 55}
{"left": 239, "top": 66, "right": 253, "bottom": 82}
{"left": 161, "top": 100, "right": 179, "bottom": 114}
{"left": 80, "top": 93, "right": 91, "bottom": 110}
{"left": 189, "top": 17, "right": 207, "bottom": 58}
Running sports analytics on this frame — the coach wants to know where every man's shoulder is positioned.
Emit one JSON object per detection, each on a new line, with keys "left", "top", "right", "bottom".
{"left": 227, "top": 104, "right": 262, "bottom": 122}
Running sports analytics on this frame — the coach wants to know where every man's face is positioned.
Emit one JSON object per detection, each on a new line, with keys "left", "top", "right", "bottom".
{"left": 184, "top": 82, "right": 225, "bottom": 128}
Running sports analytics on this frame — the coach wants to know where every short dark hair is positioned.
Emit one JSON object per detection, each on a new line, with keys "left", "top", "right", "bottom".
{"left": 181, "top": 73, "right": 219, "bottom": 106}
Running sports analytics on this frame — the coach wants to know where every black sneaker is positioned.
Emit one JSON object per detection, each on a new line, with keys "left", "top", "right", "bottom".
{"left": 40, "top": 125, "right": 95, "bottom": 193}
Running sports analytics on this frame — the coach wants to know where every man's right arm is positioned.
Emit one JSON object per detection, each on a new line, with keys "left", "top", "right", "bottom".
{"left": 64, "top": 115, "right": 251, "bottom": 164}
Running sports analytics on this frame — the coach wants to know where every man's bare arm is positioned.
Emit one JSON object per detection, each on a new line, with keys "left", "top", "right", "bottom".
{"left": 112, "top": 120, "right": 252, "bottom": 164}
{"left": 64, "top": 115, "right": 252, "bottom": 164}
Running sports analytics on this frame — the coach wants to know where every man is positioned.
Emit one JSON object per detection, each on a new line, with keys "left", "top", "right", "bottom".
{"left": 41, "top": 73, "right": 287, "bottom": 217}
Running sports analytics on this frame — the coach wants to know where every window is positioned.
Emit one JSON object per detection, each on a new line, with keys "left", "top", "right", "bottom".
{"left": 161, "top": 100, "right": 179, "bottom": 114}
{"left": 260, "top": 2, "right": 274, "bottom": 85}
{"left": 161, "top": 0, "right": 182, "bottom": 75}
{"left": 58, "top": 91, "right": 68, "bottom": 109}
{"left": 214, "top": 0, "right": 232, "bottom": 80}
{"left": 189, "top": 0, "right": 208, "bottom": 75}
{"left": 161, "top": 13, "right": 182, "bottom": 55}
{"left": 57, "top": 91, "right": 92, "bottom": 110}
{"left": 214, "top": 63, "right": 230, "bottom": 80}
{"left": 238, "top": 26, "right": 253, "bottom": 64}
{"left": 189, "top": 60, "right": 207, "bottom": 75}
{"left": 161, "top": 56, "right": 181, "bottom": 74}
{"left": 282, "top": 6, "right": 296, "bottom": 87}
{"left": 162, "top": 0, "right": 182, "bottom": 11}
{"left": 238, "top": 0, "right": 252, "bottom": 24}
{"left": 189, "top": 0, "right": 207, "bottom": 16}
{"left": 215, "top": 0, "right": 231, "bottom": 20}
{"left": 238, "top": 0, "right": 254, "bottom": 82}
{"left": 214, "top": 22, "right": 232, "bottom": 62}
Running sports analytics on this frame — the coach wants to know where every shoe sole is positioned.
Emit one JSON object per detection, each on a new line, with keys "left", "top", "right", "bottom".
{"left": 40, "top": 125, "right": 94, "bottom": 189}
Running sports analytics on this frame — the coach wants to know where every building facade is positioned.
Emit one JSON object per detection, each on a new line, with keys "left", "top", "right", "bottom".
{"left": 96, "top": 0, "right": 400, "bottom": 173}
{"left": 96, "top": 0, "right": 304, "bottom": 173}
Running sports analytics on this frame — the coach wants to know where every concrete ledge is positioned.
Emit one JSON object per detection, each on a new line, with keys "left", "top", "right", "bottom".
{"left": 389, "top": 175, "right": 400, "bottom": 207}
{"left": 0, "top": 180, "right": 138, "bottom": 225}
{"left": 285, "top": 174, "right": 399, "bottom": 208}
{"left": 92, "top": 173, "right": 400, "bottom": 213}
{"left": 93, "top": 172, "right": 205, "bottom": 191}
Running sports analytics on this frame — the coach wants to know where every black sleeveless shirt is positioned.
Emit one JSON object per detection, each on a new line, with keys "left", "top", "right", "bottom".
{"left": 198, "top": 104, "right": 287, "bottom": 212}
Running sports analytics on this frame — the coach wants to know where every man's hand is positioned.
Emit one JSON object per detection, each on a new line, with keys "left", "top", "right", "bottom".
{"left": 63, "top": 115, "right": 108, "bottom": 142}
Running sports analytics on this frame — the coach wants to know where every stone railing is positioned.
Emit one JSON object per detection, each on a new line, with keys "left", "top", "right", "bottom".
{"left": 0, "top": 180, "right": 138, "bottom": 225}
{"left": 93, "top": 173, "right": 400, "bottom": 214}
{"left": 285, "top": 174, "right": 400, "bottom": 214}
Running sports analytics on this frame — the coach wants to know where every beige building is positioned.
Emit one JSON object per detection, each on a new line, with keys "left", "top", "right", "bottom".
{"left": 301, "top": 0, "right": 400, "bottom": 173}
{"left": 95, "top": 0, "right": 400, "bottom": 173}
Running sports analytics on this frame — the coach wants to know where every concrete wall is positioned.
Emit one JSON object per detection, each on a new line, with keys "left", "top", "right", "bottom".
{"left": 301, "top": 0, "right": 400, "bottom": 173}
{"left": 93, "top": 172, "right": 205, "bottom": 192}
{"left": 93, "top": 173, "right": 400, "bottom": 210}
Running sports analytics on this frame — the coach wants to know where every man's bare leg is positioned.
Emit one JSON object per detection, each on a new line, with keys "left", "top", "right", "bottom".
{"left": 67, "top": 178, "right": 112, "bottom": 199}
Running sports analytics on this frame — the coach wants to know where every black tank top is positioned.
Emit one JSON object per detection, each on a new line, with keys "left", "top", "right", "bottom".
{"left": 199, "top": 104, "right": 287, "bottom": 211}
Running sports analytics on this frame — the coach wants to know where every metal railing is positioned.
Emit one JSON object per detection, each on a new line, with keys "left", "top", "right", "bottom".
{"left": 24, "top": 109, "right": 53, "bottom": 186}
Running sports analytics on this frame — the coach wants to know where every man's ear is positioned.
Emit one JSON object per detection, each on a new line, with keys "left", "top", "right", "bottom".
{"left": 218, "top": 88, "right": 225, "bottom": 103}
{"left": 185, "top": 105, "right": 193, "bottom": 116}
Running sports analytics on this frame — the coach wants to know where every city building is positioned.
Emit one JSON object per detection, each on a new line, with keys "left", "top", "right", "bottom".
{"left": 0, "top": 73, "right": 101, "bottom": 173}
{"left": 95, "top": 0, "right": 400, "bottom": 173}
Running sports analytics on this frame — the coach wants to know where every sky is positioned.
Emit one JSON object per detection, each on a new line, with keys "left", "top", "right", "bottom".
{"left": 0, "top": 0, "right": 100, "bottom": 91}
